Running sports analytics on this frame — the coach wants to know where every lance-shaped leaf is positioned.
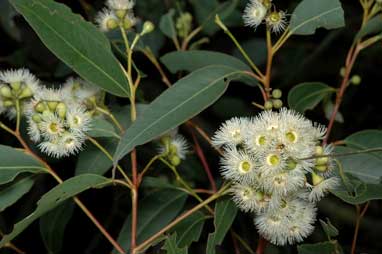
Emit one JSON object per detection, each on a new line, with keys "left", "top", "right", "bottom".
{"left": 10, "top": 0, "right": 130, "bottom": 97}
{"left": 289, "top": 0, "right": 345, "bottom": 35}
{"left": 355, "top": 15, "right": 382, "bottom": 41}
{"left": 0, "top": 176, "right": 35, "bottom": 212}
{"left": 113, "top": 65, "right": 245, "bottom": 163}
{"left": 0, "top": 144, "right": 47, "bottom": 185}
{"left": 162, "top": 234, "right": 188, "bottom": 254}
{"left": 0, "top": 174, "right": 112, "bottom": 247}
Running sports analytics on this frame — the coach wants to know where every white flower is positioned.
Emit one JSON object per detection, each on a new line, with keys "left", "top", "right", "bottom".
{"left": 96, "top": 8, "right": 119, "bottom": 32}
{"left": 63, "top": 77, "right": 100, "bottom": 101}
{"left": 39, "top": 140, "right": 65, "bottom": 158}
{"left": 39, "top": 112, "right": 65, "bottom": 141}
{"left": 231, "top": 183, "right": 268, "bottom": 212}
{"left": 158, "top": 134, "right": 189, "bottom": 160}
{"left": 308, "top": 176, "right": 339, "bottom": 202}
{"left": 266, "top": 11, "right": 288, "bottom": 34}
{"left": 107, "top": 0, "right": 135, "bottom": 10}
{"left": 0, "top": 69, "right": 39, "bottom": 92}
{"left": 243, "top": 0, "right": 268, "bottom": 28}
{"left": 66, "top": 105, "right": 91, "bottom": 134}
{"left": 212, "top": 117, "right": 250, "bottom": 147}
{"left": 27, "top": 118, "right": 41, "bottom": 142}
{"left": 60, "top": 132, "right": 84, "bottom": 155}
{"left": 262, "top": 170, "right": 305, "bottom": 196}
{"left": 220, "top": 146, "right": 258, "bottom": 183}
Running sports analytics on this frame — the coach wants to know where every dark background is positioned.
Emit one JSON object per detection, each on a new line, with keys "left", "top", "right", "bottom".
{"left": 0, "top": 0, "right": 381, "bottom": 253}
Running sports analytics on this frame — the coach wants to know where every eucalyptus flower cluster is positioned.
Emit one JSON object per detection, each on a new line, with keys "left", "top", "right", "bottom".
{"left": 0, "top": 69, "right": 39, "bottom": 119}
{"left": 213, "top": 108, "right": 339, "bottom": 246}
{"left": 96, "top": 0, "right": 137, "bottom": 32}
{"left": 158, "top": 129, "right": 189, "bottom": 167}
{"left": 243, "top": 0, "right": 288, "bottom": 33}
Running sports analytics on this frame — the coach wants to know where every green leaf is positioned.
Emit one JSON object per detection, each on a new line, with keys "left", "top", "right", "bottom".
{"left": 116, "top": 189, "right": 188, "bottom": 251}
{"left": 298, "top": 241, "right": 338, "bottom": 254}
{"left": 206, "top": 198, "right": 238, "bottom": 254}
{"left": 113, "top": 65, "right": 245, "bottom": 163}
{"left": 336, "top": 130, "right": 382, "bottom": 184}
{"left": 319, "top": 218, "right": 339, "bottom": 239}
{"left": 355, "top": 15, "right": 382, "bottom": 41}
{"left": 288, "top": 82, "right": 335, "bottom": 113}
{"left": 159, "top": 9, "right": 177, "bottom": 39}
{"left": 161, "top": 50, "right": 251, "bottom": 73}
{"left": 162, "top": 234, "right": 188, "bottom": 254}
{"left": 0, "top": 144, "right": 47, "bottom": 185}
{"left": 76, "top": 138, "right": 118, "bottom": 176}
{"left": 0, "top": 174, "right": 112, "bottom": 247}
{"left": 332, "top": 181, "right": 382, "bottom": 205}
{"left": 0, "top": 176, "right": 35, "bottom": 212}
{"left": 10, "top": 0, "right": 130, "bottom": 97}
{"left": 88, "top": 118, "right": 120, "bottom": 139}
{"left": 289, "top": 0, "right": 345, "bottom": 35}
{"left": 40, "top": 201, "right": 75, "bottom": 254}
{"left": 171, "top": 211, "right": 207, "bottom": 248}
{"left": 161, "top": 50, "right": 256, "bottom": 86}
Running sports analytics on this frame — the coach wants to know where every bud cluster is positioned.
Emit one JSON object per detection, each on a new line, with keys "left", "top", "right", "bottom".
{"left": 243, "top": 0, "right": 288, "bottom": 33}
{"left": 0, "top": 69, "right": 39, "bottom": 119}
{"left": 96, "top": 0, "right": 137, "bottom": 32}
{"left": 158, "top": 129, "right": 189, "bottom": 167}
{"left": 212, "top": 108, "right": 339, "bottom": 245}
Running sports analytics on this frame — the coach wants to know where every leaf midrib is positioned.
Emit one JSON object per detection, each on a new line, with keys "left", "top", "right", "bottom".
{"left": 291, "top": 6, "right": 342, "bottom": 34}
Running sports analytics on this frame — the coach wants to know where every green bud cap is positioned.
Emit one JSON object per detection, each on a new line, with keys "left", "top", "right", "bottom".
{"left": 255, "top": 191, "right": 264, "bottom": 201}
{"left": 264, "top": 100, "right": 273, "bottom": 110}
{"left": 286, "top": 158, "right": 297, "bottom": 170}
{"left": 47, "top": 101, "right": 59, "bottom": 111}
{"left": 170, "top": 156, "right": 181, "bottom": 166}
{"left": 3, "top": 100, "right": 14, "bottom": 107}
{"left": 340, "top": 67, "right": 346, "bottom": 77}
{"left": 106, "top": 18, "right": 119, "bottom": 30}
{"left": 272, "top": 89, "right": 282, "bottom": 99}
{"left": 312, "top": 172, "right": 324, "bottom": 186}
{"left": 273, "top": 99, "right": 283, "bottom": 109}
{"left": 316, "top": 156, "right": 329, "bottom": 166}
{"left": 123, "top": 17, "right": 133, "bottom": 29}
{"left": 350, "top": 75, "right": 361, "bottom": 86}
{"left": 32, "top": 114, "right": 42, "bottom": 123}
{"left": 315, "top": 164, "right": 328, "bottom": 172}
{"left": 35, "top": 102, "right": 46, "bottom": 113}
{"left": 10, "top": 81, "right": 21, "bottom": 91}
{"left": 56, "top": 102, "right": 67, "bottom": 119}
{"left": 0, "top": 86, "right": 13, "bottom": 98}
{"left": 19, "top": 87, "right": 33, "bottom": 99}
{"left": 115, "top": 9, "right": 127, "bottom": 19}
{"left": 315, "top": 146, "right": 324, "bottom": 155}
{"left": 141, "top": 21, "right": 155, "bottom": 36}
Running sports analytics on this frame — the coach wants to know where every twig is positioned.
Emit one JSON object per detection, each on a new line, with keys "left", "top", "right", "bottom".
{"left": 351, "top": 202, "right": 370, "bottom": 254}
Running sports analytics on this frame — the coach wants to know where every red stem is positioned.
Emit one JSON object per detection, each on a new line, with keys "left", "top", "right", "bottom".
{"left": 131, "top": 149, "right": 138, "bottom": 254}
{"left": 324, "top": 44, "right": 360, "bottom": 144}
{"left": 256, "top": 237, "right": 267, "bottom": 254}
{"left": 190, "top": 131, "right": 218, "bottom": 192}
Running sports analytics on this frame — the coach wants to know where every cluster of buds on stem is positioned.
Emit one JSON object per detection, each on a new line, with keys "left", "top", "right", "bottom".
{"left": 158, "top": 129, "right": 189, "bottom": 167}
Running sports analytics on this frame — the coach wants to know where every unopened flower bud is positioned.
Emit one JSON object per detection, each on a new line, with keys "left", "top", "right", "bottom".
{"left": 315, "top": 146, "right": 324, "bottom": 155}
{"left": 312, "top": 172, "right": 324, "bottom": 186}
{"left": 10, "top": 81, "right": 21, "bottom": 91}
{"left": 3, "top": 100, "right": 14, "bottom": 107}
{"left": 340, "top": 67, "right": 346, "bottom": 77}
{"left": 350, "top": 75, "right": 361, "bottom": 86}
{"left": 169, "top": 144, "right": 178, "bottom": 155}
{"left": 0, "top": 86, "right": 13, "bottom": 98}
{"left": 47, "top": 101, "right": 59, "bottom": 111}
{"left": 264, "top": 100, "right": 273, "bottom": 110}
{"left": 19, "top": 87, "right": 33, "bottom": 99}
{"left": 115, "top": 9, "right": 127, "bottom": 19}
{"left": 315, "top": 164, "right": 328, "bottom": 172}
{"left": 56, "top": 102, "right": 67, "bottom": 119}
{"left": 286, "top": 158, "right": 297, "bottom": 170}
{"left": 141, "top": 21, "right": 155, "bottom": 36}
{"left": 32, "top": 114, "right": 42, "bottom": 123}
{"left": 170, "top": 155, "right": 181, "bottom": 166}
{"left": 106, "top": 18, "right": 119, "bottom": 30}
{"left": 35, "top": 102, "right": 46, "bottom": 113}
{"left": 273, "top": 99, "right": 283, "bottom": 109}
{"left": 316, "top": 156, "right": 329, "bottom": 166}
{"left": 272, "top": 89, "right": 282, "bottom": 99}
